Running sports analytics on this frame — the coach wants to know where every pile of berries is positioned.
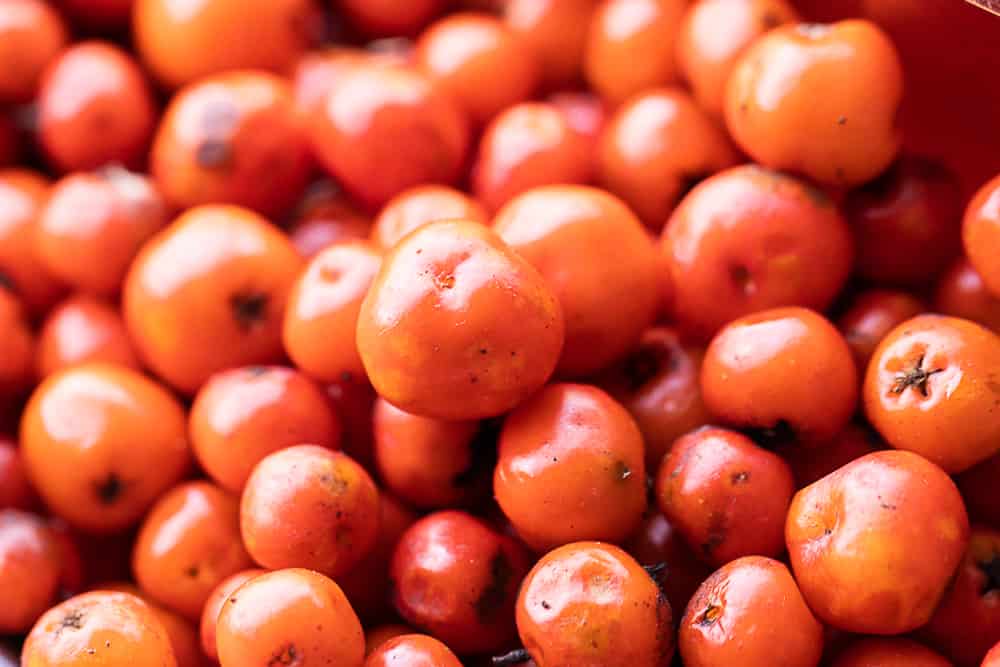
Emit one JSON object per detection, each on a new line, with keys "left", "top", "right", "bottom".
{"left": 2, "top": 1, "right": 1000, "bottom": 666}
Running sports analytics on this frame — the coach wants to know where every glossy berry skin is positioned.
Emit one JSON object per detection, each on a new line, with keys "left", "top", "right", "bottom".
{"left": 123, "top": 205, "right": 303, "bottom": 395}
{"left": 864, "top": 315, "right": 1000, "bottom": 473}
{"left": 364, "top": 634, "right": 462, "bottom": 667}
{"left": 102, "top": 585, "right": 206, "bottom": 667}
{"left": 357, "top": 220, "right": 564, "bottom": 421}
{"left": 0, "top": 438, "right": 36, "bottom": 511}
{"left": 702, "top": 307, "right": 858, "bottom": 446}
{"left": 495, "top": 383, "right": 646, "bottom": 552}
{"left": 473, "top": 103, "right": 593, "bottom": 215}
{"left": 846, "top": 158, "right": 962, "bottom": 287}
{"left": 373, "top": 398, "right": 486, "bottom": 509}
{"left": 598, "top": 327, "right": 710, "bottom": 470}
{"left": 920, "top": 526, "right": 1000, "bottom": 666}
{"left": 372, "top": 185, "right": 487, "bottom": 250}
{"left": 598, "top": 88, "right": 737, "bottom": 229}
{"left": 661, "top": 166, "right": 853, "bottom": 341}
{"left": 786, "top": 450, "right": 969, "bottom": 634}
{"left": 312, "top": 64, "right": 469, "bottom": 211}
{"left": 494, "top": 186, "right": 661, "bottom": 376}
{"left": 336, "top": 493, "right": 418, "bottom": 624}
{"left": 656, "top": 427, "right": 795, "bottom": 567}
{"left": 198, "top": 568, "right": 265, "bottom": 661}
{"left": 338, "top": 0, "right": 444, "bottom": 37}
{"left": 963, "top": 174, "right": 1000, "bottom": 297}
{"left": 414, "top": 13, "right": 538, "bottom": 127}
{"left": 152, "top": 71, "right": 313, "bottom": 218}
{"left": 957, "top": 453, "right": 1000, "bottom": 529}
{"left": 283, "top": 242, "right": 382, "bottom": 384}
{"left": 36, "top": 295, "right": 141, "bottom": 379}
{"left": 240, "top": 445, "right": 378, "bottom": 578}
{"left": 36, "top": 168, "right": 168, "bottom": 296}
{"left": 935, "top": 259, "right": 1000, "bottom": 333}
{"left": 0, "top": 0, "right": 67, "bottom": 104}
{"left": 677, "top": 0, "right": 799, "bottom": 118}
{"left": 726, "top": 20, "right": 903, "bottom": 186}
{"left": 680, "top": 556, "right": 823, "bottom": 667}
{"left": 517, "top": 541, "right": 674, "bottom": 667}
{"left": 831, "top": 639, "right": 951, "bottom": 667}
{"left": 20, "top": 363, "right": 190, "bottom": 534}
{"left": 837, "top": 289, "right": 925, "bottom": 371}
{"left": 584, "top": 0, "right": 687, "bottom": 105}
{"left": 0, "top": 510, "right": 60, "bottom": 634}
{"left": 132, "top": 481, "right": 253, "bottom": 621}
{"left": 190, "top": 365, "right": 342, "bottom": 493}
{"left": 215, "top": 568, "right": 364, "bottom": 667}
{"left": 23, "top": 591, "right": 177, "bottom": 667}
{"left": 503, "top": 0, "right": 595, "bottom": 89}
{"left": 390, "top": 511, "right": 530, "bottom": 655}
{"left": 133, "top": 0, "right": 322, "bottom": 89}
{"left": 37, "top": 42, "right": 156, "bottom": 173}
{"left": 0, "top": 170, "right": 63, "bottom": 316}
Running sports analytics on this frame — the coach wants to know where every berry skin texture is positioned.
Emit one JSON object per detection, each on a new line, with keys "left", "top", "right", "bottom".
{"left": 357, "top": 219, "right": 564, "bottom": 421}
{"left": 725, "top": 20, "right": 903, "bottom": 186}
{"left": 680, "top": 556, "right": 823, "bottom": 667}
{"left": 515, "top": 541, "right": 675, "bottom": 667}
{"left": 864, "top": 314, "right": 1000, "bottom": 473}
{"left": 215, "top": 568, "right": 364, "bottom": 667}
{"left": 786, "top": 450, "right": 969, "bottom": 635}
{"left": 22, "top": 591, "right": 178, "bottom": 667}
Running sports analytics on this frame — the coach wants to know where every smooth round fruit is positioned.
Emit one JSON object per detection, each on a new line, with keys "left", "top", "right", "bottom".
{"left": 357, "top": 220, "right": 564, "bottom": 420}
{"left": 37, "top": 42, "right": 156, "bottom": 173}
{"left": 656, "top": 427, "right": 795, "bottom": 566}
{"left": 190, "top": 365, "right": 341, "bottom": 493}
{"left": 786, "top": 450, "right": 969, "bottom": 634}
{"left": 390, "top": 511, "right": 530, "bottom": 654}
{"left": 240, "top": 445, "right": 378, "bottom": 578}
{"left": 495, "top": 383, "right": 646, "bottom": 552}
{"left": 371, "top": 185, "right": 487, "bottom": 250}
{"left": 0, "top": 0, "right": 67, "bottom": 104}
{"left": 123, "top": 205, "right": 303, "bottom": 395}
{"left": 215, "top": 568, "right": 364, "bottom": 667}
{"left": 680, "top": 556, "right": 823, "bottom": 667}
{"left": 20, "top": 363, "right": 190, "bottom": 534}
{"left": 283, "top": 242, "right": 382, "bottom": 384}
{"left": 493, "top": 185, "right": 661, "bottom": 376}
{"left": 151, "top": 71, "right": 313, "bottom": 218}
{"left": 701, "top": 307, "right": 857, "bottom": 446}
{"left": 0, "top": 510, "right": 60, "bottom": 633}
{"left": 36, "top": 167, "right": 167, "bottom": 295}
{"left": 598, "top": 88, "right": 737, "bottom": 229}
{"left": 311, "top": 64, "right": 469, "bottom": 211}
{"left": 133, "top": 0, "right": 323, "bottom": 89}
{"left": 22, "top": 591, "right": 177, "bottom": 667}
{"left": 413, "top": 13, "right": 538, "bottom": 127}
{"left": 725, "top": 20, "right": 903, "bottom": 186}
{"left": 864, "top": 314, "right": 1000, "bottom": 473}
{"left": 677, "top": 0, "right": 799, "bottom": 117}
{"left": 133, "top": 481, "right": 252, "bottom": 620}
{"left": 515, "top": 541, "right": 674, "bottom": 667}
{"left": 661, "top": 166, "right": 853, "bottom": 341}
